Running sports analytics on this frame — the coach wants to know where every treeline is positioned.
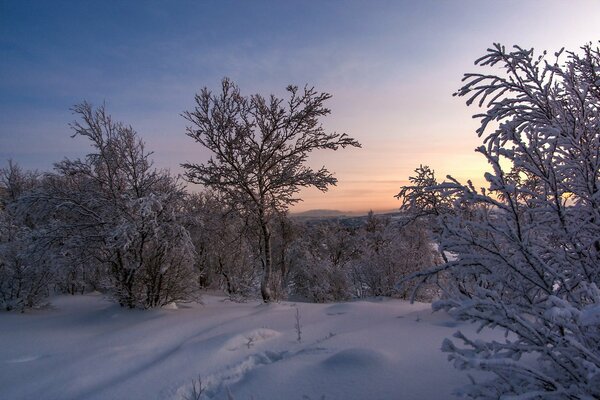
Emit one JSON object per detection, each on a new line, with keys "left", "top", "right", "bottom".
{"left": 0, "top": 104, "right": 437, "bottom": 311}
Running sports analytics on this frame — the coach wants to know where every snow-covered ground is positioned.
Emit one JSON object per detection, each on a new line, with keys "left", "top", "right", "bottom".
{"left": 0, "top": 293, "right": 495, "bottom": 400}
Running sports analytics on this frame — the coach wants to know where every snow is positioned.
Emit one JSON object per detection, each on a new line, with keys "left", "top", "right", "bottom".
{"left": 581, "top": 304, "right": 600, "bottom": 327}
{"left": 0, "top": 293, "right": 495, "bottom": 400}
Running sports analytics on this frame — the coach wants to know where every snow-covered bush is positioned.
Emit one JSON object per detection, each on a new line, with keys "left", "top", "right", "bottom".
{"left": 0, "top": 162, "right": 52, "bottom": 311}
{"left": 30, "top": 103, "right": 199, "bottom": 308}
{"left": 288, "top": 214, "right": 438, "bottom": 302}
{"left": 354, "top": 212, "right": 440, "bottom": 300}
{"left": 185, "top": 192, "right": 260, "bottom": 300}
{"left": 291, "top": 221, "right": 358, "bottom": 302}
{"left": 0, "top": 207, "right": 52, "bottom": 311}
{"left": 401, "top": 43, "right": 600, "bottom": 399}
{"left": 109, "top": 193, "right": 197, "bottom": 308}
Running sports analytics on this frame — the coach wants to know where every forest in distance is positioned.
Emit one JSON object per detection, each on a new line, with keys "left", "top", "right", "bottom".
{"left": 2, "top": 42, "right": 600, "bottom": 399}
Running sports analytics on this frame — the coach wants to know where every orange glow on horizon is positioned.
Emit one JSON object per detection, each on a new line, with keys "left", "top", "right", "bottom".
{"left": 292, "top": 158, "right": 490, "bottom": 214}
{"left": 290, "top": 117, "right": 492, "bottom": 213}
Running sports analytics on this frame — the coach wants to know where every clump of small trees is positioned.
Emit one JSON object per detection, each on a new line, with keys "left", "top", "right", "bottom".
{"left": 400, "top": 43, "right": 600, "bottom": 399}
{"left": 1, "top": 104, "right": 198, "bottom": 310}
{"left": 1, "top": 80, "right": 438, "bottom": 311}
{"left": 289, "top": 212, "right": 440, "bottom": 302}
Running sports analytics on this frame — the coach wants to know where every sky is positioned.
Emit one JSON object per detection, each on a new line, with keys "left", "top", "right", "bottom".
{"left": 1, "top": 1, "right": 599, "bottom": 213}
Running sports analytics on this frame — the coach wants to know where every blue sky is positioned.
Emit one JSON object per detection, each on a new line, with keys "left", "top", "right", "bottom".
{"left": 2, "top": 1, "right": 600, "bottom": 212}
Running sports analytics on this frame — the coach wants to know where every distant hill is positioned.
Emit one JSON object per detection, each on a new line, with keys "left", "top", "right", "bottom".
{"left": 291, "top": 208, "right": 401, "bottom": 219}
{"left": 291, "top": 209, "right": 349, "bottom": 218}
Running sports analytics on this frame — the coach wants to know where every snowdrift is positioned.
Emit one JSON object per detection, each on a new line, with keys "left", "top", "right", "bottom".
{"left": 0, "top": 293, "right": 494, "bottom": 399}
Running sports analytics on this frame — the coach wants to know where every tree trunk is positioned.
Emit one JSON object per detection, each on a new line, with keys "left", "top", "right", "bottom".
{"left": 259, "top": 220, "right": 273, "bottom": 302}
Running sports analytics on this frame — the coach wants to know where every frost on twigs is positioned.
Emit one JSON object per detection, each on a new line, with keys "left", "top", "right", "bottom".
{"left": 399, "top": 42, "right": 600, "bottom": 399}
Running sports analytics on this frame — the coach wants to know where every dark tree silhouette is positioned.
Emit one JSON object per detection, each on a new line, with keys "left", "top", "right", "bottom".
{"left": 182, "top": 78, "right": 361, "bottom": 302}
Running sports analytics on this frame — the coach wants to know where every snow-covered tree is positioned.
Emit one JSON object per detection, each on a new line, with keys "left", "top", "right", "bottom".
{"left": 396, "top": 165, "right": 454, "bottom": 222}
{"left": 32, "top": 103, "right": 197, "bottom": 308}
{"left": 109, "top": 193, "right": 197, "bottom": 308}
{"left": 182, "top": 78, "right": 361, "bottom": 302}
{"left": 400, "top": 43, "right": 600, "bottom": 399}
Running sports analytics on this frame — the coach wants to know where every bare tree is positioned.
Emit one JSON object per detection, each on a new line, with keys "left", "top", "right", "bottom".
{"left": 182, "top": 78, "right": 361, "bottom": 302}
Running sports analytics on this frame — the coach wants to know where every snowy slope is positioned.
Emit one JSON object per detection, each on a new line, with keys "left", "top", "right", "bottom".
{"left": 0, "top": 293, "right": 495, "bottom": 400}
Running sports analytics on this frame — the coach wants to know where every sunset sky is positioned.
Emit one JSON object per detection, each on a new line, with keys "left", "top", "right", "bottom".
{"left": 2, "top": 1, "right": 600, "bottom": 213}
